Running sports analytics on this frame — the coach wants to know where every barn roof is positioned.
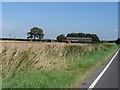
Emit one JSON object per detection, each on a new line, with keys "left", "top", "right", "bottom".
{"left": 66, "top": 37, "right": 92, "bottom": 40}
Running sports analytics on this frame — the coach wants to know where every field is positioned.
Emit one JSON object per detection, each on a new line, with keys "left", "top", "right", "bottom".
{"left": 1, "top": 41, "right": 118, "bottom": 88}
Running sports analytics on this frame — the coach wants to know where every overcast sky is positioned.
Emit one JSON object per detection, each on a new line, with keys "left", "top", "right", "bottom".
{"left": 2, "top": 2, "right": 118, "bottom": 40}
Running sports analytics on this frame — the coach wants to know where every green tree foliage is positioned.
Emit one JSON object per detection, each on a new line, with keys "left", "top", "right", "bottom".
{"left": 66, "top": 33, "right": 100, "bottom": 43}
{"left": 27, "top": 27, "right": 44, "bottom": 40}
{"left": 91, "top": 34, "right": 100, "bottom": 43}
{"left": 115, "top": 38, "right": 120, "bottom": 44}
{"left": 67, "top": 33, "right": 79, "bottom": 37}
{"left": 57, "top": 34, "right": 65, "bottom": 42}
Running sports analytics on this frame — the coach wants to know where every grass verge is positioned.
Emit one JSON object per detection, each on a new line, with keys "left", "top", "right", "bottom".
{"left": 2, "top": 43, "right": 118, "bottom": 88}
{"left": 68, "top": 44, "right": 117, "bottom": 87}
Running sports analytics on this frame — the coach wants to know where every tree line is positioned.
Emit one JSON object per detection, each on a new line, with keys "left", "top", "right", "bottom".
{"left": 57, "top": 33, "right": 100, "bottom": 43}
{"left": 26, "top": 27, "right": 103, "bottom": 43}
{"left": 2, "top": 26, "right": 118, "bottom": 44}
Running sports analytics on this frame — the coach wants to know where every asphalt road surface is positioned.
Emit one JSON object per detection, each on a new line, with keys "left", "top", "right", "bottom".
{"left": 80, "top": 49, "right": 119, "bottom": 89}
{"left": 93, "top": 50, "right": 118, "bottom": 89}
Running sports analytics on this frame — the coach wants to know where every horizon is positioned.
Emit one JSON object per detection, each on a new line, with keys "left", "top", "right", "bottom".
{"left": 2, "top": 2, "right": 118, "bottom": 40}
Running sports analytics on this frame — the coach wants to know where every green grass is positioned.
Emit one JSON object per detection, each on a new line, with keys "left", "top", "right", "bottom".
{"left": 2, "top": 43, "right": 118, "bottom": 88}
{"left": 67, "top": 44, "right": 117, "bottom": 87}
{"left": 3, "top": 70, "right": 74, "bottom": 88}
{"left": 70, "top": 46, "right": 117, "bottom": 71}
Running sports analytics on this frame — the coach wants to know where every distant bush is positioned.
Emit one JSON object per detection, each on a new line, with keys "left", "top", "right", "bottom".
{"left": 56, "top": 34, "right": 65, "bottom": 42}
{"left": 0, "top": 38, "right": 57, "bottom": 42}
{"left": 115, "top": 38, "right": 120, "bottom": 44}
{"left": 0, "top": 38, "right": 30, "bottom": 41}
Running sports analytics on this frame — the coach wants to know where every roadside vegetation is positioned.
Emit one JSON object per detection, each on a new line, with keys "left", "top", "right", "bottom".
{"left": 1, "top": 42, "right": 117, "bottom": 88}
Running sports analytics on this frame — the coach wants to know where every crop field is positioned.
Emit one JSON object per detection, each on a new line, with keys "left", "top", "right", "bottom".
{"left": 1, "top": 41, "right": 118, "bottom": 88}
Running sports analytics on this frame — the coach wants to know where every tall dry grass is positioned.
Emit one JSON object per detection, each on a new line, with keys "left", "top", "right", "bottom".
{"left": 1, "top": 42, "right": 111, "bottom": 81}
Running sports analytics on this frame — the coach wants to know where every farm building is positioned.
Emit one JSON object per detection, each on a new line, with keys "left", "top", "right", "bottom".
{"left": 65, "top": 37, "right": 92, "bottom": 43}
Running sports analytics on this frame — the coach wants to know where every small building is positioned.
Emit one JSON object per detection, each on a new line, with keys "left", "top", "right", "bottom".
{"left": 65, "top": 37, "right": 92, "bottom": 43}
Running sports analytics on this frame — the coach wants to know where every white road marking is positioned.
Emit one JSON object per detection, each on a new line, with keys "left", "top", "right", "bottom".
{"left": 88, "top": 49, "right": 119, "bottom": 89}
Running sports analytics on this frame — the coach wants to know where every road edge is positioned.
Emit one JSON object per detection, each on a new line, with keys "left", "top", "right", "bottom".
{"left": 87, "top": 49, "right": 119, "bottom": 89}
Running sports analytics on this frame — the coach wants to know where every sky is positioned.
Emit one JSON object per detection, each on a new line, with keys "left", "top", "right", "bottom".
{"left": 1, "top": 0, "right": 120, "bottom": 2}
{"left": 2, "top": 2, "right": 118, "bottom": 40}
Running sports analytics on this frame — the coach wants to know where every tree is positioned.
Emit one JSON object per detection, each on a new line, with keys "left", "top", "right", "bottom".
{"left": 115, "top": 38, "right": 120, "bottom": 44}
{"left": 27, "top": 27, "right": 44, "bottom": 40}
{"left": 91, "top": 34, "right": 100, "bottom": 43}
{"left": 56, "top": 34, "right": 65, "bottom": 42}
{"left": 67, "top": 33, "right": 79, "bottom": 37}
{"left": 78, "top": 33, "right": 85, "bottom": 37}
{"left": 27, "top": 32, "right": 33, "bottom": 40}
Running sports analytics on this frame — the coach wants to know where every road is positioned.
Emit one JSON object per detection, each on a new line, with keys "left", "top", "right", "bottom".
{"left": 80, "top": 49, "right": 119, "bottom": 89}
{"left": 93, "top": 50, "right": 118, "bottom": 89}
